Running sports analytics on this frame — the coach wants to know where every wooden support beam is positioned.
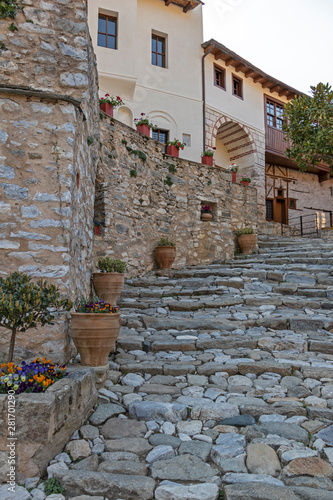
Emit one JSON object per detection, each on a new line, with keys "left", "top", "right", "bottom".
{"left": 183, "top": 1, "right": 192, "bottom": 13}
{"left": 270, "top": 85, "right": 280, "bottom": 93}
{"left": 225, "top": 57, "right": 234, "bottom": 67}
{"left": 253, "top": 74, "right": 263, "bottom": 83}
{"left": 244, "top": 69, "right": 253, "bottom": 78}
{"left": 279, "top": 89, "right": 289, "bottom": 97}
{"left": 262, "top": 80, "right": 273, "bottom": 89}
{"left": 319, "top": 172, "right": 330, "bottom": 183}
{"left": 235, "top": 63, "right": 245, "bottom": 72}
{"left": 214, "top": 50, "right": 224, "bottom": 60}
{"left": 165, "top": 0, "right": 172, "bottom": 5}
{"left": 287, "top": 93, "right": 295, "bottom": 100}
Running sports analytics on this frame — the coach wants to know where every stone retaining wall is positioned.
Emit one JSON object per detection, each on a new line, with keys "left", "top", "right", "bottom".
{"left": 94, "top": 117, "right": 259, "bottom": 276}
{"left": 0, "top": 369, "right": 98, "bottom": 482}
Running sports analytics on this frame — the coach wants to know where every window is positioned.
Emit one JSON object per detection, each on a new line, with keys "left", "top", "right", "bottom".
{"left": 232, "top": 74, "right": 243, "bottom": 99}
{"left": 152, "top": 34, "right": 166, "bottom": 68}
{"left": 214, "top": 65, "right": 225, "bottom": 90}
{"left": 266, "top": 99, "right": 284, "bottom": 130}
{"left": 182, "top": 134, "right": 191, "bottom": 147}
{"left": 266, "top": 199, "right": 273, "bottom": 220}
{"left": 152, "top": 128, "right": 169, "bottom": 152}
{"left": 289, "top": 198, "right": 297, "bottom": 209}
{"left": 98, "top": 14, "right": 117, "bottom": 49}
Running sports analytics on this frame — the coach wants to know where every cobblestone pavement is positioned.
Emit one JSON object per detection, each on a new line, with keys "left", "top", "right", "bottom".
{"left": 12, "top": 235, "right": 333, "bottom": 500}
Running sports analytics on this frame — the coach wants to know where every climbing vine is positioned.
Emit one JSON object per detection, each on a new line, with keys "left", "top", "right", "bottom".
{"left": 0, "top": 0, "right": 21, "bottom": 19}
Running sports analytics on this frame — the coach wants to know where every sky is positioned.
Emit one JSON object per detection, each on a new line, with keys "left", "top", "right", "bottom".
{"left": 202, "top": 0, "right": 333, "bottom": 95}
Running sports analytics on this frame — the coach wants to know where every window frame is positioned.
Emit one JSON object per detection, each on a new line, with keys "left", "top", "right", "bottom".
{"left": 232, "top": 74, "right": 243, "bottom": 100}
{"left": 265, "top": 95, "right": 285, "bottom": 131}
{"left": 152, "top": 128, "right": 169, "bottom": 152}
{"left": 266, "top": 198, "right": 274, "bottom": 221}
{"left": 289, "top": 198, "right": 297, "bottom": 210}
{"left": 152, "top": 33, "right": 166, "bottom": 68}
{"left": 214, "top": 64, "right": 226, "bottom": 90}
{"left": 97, "top": 13, "right": 117, "bottom": 50}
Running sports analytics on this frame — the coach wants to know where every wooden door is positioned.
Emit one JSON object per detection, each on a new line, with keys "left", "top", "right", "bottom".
{"left": 274, "top": 198, "right": 287, "bottom": 224}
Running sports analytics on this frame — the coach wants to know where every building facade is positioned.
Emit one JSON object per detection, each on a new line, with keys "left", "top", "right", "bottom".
{"left": 88, "top": 0, "right": 333, "bottom": 229}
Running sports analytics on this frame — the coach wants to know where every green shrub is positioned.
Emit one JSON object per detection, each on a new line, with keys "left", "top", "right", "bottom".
{"left": 97, "top": 258, "right": 127, "bottom": 273}
{"left": 236, "top": 227, "right": 255, "bottom": 236}
{"left": 156, "top": 237, "right": 175, "bottom": 247}
{"left": 44, "top": 478, "right": 65, "bottom": 496}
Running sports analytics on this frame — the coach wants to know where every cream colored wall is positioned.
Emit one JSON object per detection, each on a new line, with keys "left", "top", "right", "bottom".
{"left": 205, "top": 53, "right": 288, "bottom": 136}
{"left": 87, "top": 0, "right": 204, "bottom": 162}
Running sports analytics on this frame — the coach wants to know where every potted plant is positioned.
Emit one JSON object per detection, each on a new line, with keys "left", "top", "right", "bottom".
{"left": 241, "top": 176, "right": 251, "bottom": 186}
{"left": 166, "top": 139, "right": 186, "bottom": 158}
{"left": 155, "top": 237, "right": 176, "bottom": 269}
{"left": 134, "top": 113, "right": 156, "bottom": 137}
{"left": 236, "top": 227, "right": 256, "bottom": 254}
{"left": 201, "top": 204, "right": 213, "bottom": 221}
{"left": 70, "top": 297, "right": 121, "bottom": 367}
{"left": 201, "top": 148, "right": 216, "bottom": 167}
{"left": 229, "top": 163, "right": 238, "bottom": 183}
{"left": 93, "top": 257, "right": 127, "bottom": 305}
{"left": 93, "top": 219, "right": 102, "bottom": 236}
{"left": 0, "top": 272, "right": 71, "bottom": 362}
{"left": 99, "top": 94, "right": 124, "bottom": 117}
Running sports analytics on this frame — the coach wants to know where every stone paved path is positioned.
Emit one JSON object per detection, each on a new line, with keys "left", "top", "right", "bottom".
{"left": 16, "top": 235, "right": 333, "bottom": 500}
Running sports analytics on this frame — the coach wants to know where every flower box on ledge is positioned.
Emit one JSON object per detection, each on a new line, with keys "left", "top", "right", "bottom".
{"left": 166, "top": 145, "right": 180, "bottom": 158}
{"left": 241, "top": 180, "right": 250, "bottom": 186}
{"left": 201, "top": 155, "right": 214, "bottom": 167}
{"left": 232, "top": 172, "right": 237, "bottom": 183}
{"left": 99, "top": 102, "right": 113, "bottom": 117}
{"left": 136, "top": 124, "right": 150, "bottom": 137}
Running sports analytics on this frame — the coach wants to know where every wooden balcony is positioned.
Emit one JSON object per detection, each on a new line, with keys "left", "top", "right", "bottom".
{"left": 265, "top": 126, "right": 289, "bottom": 155}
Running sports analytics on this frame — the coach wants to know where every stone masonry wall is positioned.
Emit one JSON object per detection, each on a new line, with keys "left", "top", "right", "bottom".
{"left": 94, "top": 117, "right": 258, "bottom": 276}
{"left": 0, "top": 0, "right": 100, "bottom": 362}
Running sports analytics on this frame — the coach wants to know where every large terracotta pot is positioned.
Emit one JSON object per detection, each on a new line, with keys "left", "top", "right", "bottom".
{"left": 201, "top": 212, "right": 212, "bottom": 221}
{"left": 99, "top": 103, "right": 113, "bottom": 117}
{"left": 166, "top": 145, "right": 179, "bottom": 158}
{"left": 238, "top": 234, "right": 256, "bottom": 254}
{"left": 201, "top": 155, "right": 214, "bottom": 166}
{"left": 93, "top": 272, "right": 125, "bottom": 305}
{"left": 70, "top": 312, "right": 121, "bottom": 366}
{"left": 136, "top": 124, "right": 150, "bottom": 136}
{"left": 155, "top": 246, "right": 176, "bottom": 269}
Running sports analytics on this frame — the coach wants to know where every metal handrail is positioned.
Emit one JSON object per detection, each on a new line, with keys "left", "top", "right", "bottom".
{"left": 281, "top": 210, "right": 332, "bottom": 237}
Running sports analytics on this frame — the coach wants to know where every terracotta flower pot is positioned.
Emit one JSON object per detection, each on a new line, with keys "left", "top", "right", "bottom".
{"left": 70, "top": 312, "right": 121, "bottom": 367}
{"left": 201, "top": 155, "right": 214, "bottom": 167}
{"left": 201, "top": 212, "right": 213, "bottom": 221}
{"left": 94, "top": 225, "right": 100, "bottom": 235}
{"left": 241, "top": 181, "right": 249, "bottom": 186}
{"left": 99, "top": 102, "right": 113, "bottom": 117}
{"left": 155, "top": 246, "right": 176, "bottom": 269}
{"left": 136, "top": 124, "right": 150, "bottom": 136}
{"left": 93, "top": 272, "right": 125, "bottom": 305}
{"left": 232, "top": 172, "right": 237, "bottom": 183}
{"left": 238, "top": 234, "right": 256, "bottom": 254}
{"left": 166, "top": 145, "right": 179, "bottom": 158}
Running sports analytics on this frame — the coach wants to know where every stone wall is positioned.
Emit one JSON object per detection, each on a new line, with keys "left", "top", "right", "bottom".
{"left": 94, "top": 117, "right": 258, "bottom": 276}
{"left": 0, "top": 0, "right": 100, "bottom": 362}
{"left": 0, "top": 369, "right": 98, "bottom": 481}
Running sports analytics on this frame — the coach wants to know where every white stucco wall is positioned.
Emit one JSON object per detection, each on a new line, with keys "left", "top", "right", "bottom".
{"left": 87, "top": 0, "right": 204, "bottom": 162}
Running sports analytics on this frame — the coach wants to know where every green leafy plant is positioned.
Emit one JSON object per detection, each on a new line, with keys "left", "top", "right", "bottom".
{"left": 241, "top": 176, "right": 251, "bottom": 183}
{"left": 167, "top": 138, "right": 186, "bottom": 150}
{"left": 156, "top": 237, "right": 175, "bottom": 247}
{"left": 9, "top": 21, "right": 17, "bottom": 31}
{"left": 121, "top": 139, "right": 127, "bottom": 145}
{"left": 0, "top": 41, "right": 8, "bottom": 51}
{"left": 75, "top": 296, "right": 119, "bottom": 314}
{"left": 236, "top": 227, "right": 255, "bottom": 236}
{"left": 134, "top": 113, "right": 156, "bottom": 130}
{"left": 44, "top": 478, "right": 65, "bottom": 496}
{"left": 229, "top": 163, "right": 238, "bottom": 173}
{"left": 168, "top": 164, "right": 177, "bottom": 174}
{"left": 87, "top": 136, "right": 94, "bottom": 146}
{"left": 0, "top": 0, "right": 21, "bottom": 19}
{"left": 99, "top": 94, "right": 124, "bottom": 107}
{"left": 202, "top": 148, "right": 216, "bottom": 157}
{"left": 283, "top": 83, "right": 333, "bottom": 171}
{"left": 130, "top": 169, "right": 137, "bottom": 178}
{"left": 97, "top": 257, "right": 127, "bottom": 273}
{"left": 137, "top": 150, "right": 146, "bottom": 162}
{"left": 0, "top": 273, "right": 72, "bottom": 362}
{"left": 164, "top": 176, "right": 173, "bottom": 186}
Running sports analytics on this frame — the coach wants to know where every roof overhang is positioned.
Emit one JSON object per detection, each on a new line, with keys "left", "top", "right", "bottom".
{"left": 202, "top": 39, "right": 303, "bottom": 100}
{"left": 162, "top": 0, "right": 203, "bottom": 13}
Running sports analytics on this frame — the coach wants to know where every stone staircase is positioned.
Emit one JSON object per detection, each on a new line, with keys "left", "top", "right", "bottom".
{"left": 38, "top": 235, "right": 333, "bottom": 500}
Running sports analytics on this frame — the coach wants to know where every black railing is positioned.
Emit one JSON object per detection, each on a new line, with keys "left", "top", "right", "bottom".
{"left": 281, "top": 211, "right": 333, "bottom": 237}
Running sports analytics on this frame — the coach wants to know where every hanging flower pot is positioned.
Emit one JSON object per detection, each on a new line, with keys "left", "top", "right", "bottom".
{"left": 99, "top": 102, "right": 113, "bottom": 117}
{"left": 167, "top": 145, "right": 180, "bottom": 158}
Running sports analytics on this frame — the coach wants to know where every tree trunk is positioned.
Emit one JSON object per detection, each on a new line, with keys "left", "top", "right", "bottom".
{"left": 8, "top": 328, "right": 16, "bottom": 363}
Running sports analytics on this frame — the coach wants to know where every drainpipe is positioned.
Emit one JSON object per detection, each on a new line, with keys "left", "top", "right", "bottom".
{"left": 202, "top": 44, "right": 215, "bottom": 152}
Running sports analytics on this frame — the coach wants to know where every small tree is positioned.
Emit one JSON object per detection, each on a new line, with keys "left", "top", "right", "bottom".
{"left": 283, "top": 83, "right": 333, "bottom": 172}
{"left": 0, "top": 272, "right": 72, "bottom": 362}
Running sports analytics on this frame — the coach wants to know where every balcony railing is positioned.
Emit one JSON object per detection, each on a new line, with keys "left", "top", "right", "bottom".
{"left": 266, "top": 126, "right": 289, "bottom": 155}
